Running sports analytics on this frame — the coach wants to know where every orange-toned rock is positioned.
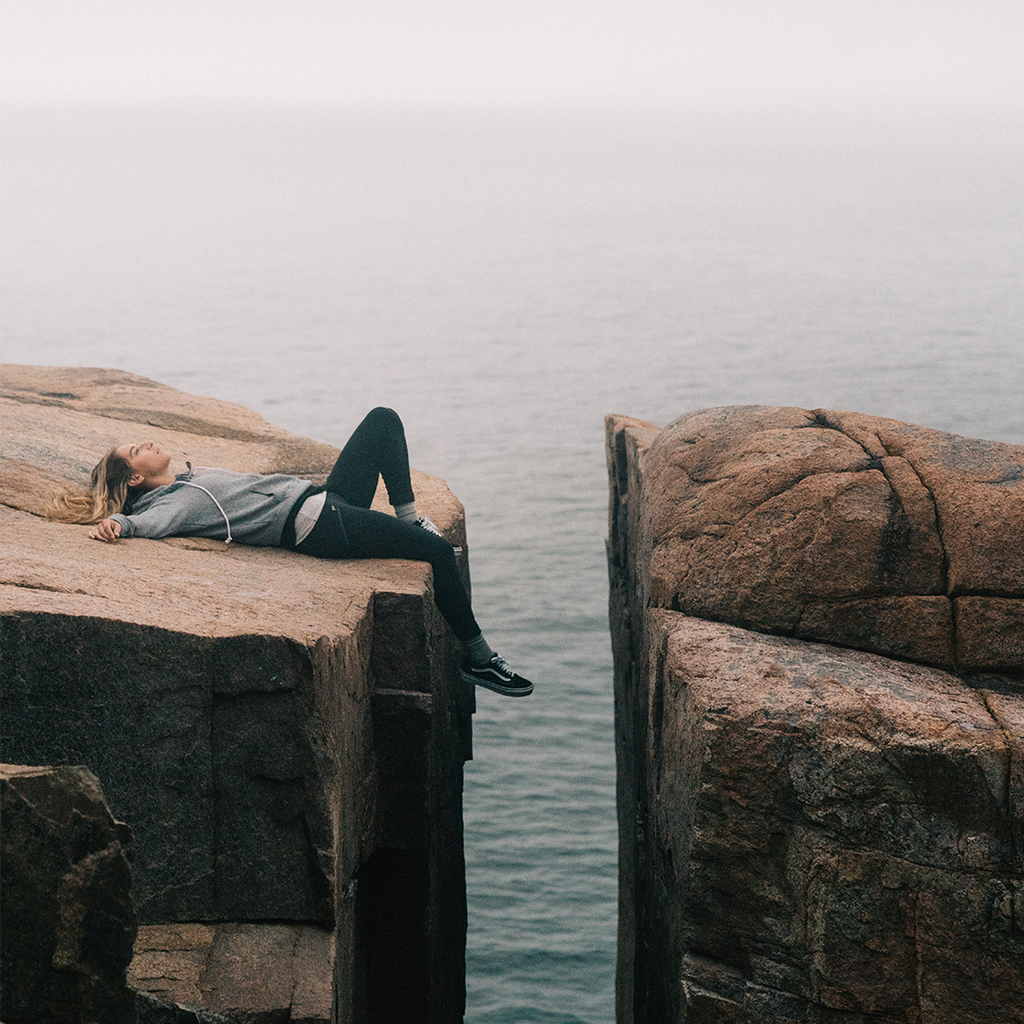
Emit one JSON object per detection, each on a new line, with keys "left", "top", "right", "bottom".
{"left": 607, "top": 407, "right": 1024, "bottom": 1024}
{"left": 630, "top": 405, "right": 1023, "bottom": 669}
{"left": 0, "top": 363, "right": 465, "bottom": 539}
{"left": 1, "top": 365, "right": 472, "bottom": 1023}
{"left": 129, "top": 922, "right": 333, "bottom": 1023}
{"left": 663, "top": 617, "right": 1021, "bottom": 1022}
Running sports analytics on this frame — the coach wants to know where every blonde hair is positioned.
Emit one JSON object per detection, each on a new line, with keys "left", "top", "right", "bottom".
{"left": 48, "top": 448, "right": 141, "bottom": 525}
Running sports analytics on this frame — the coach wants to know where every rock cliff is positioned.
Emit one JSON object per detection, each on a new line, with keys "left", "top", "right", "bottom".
{"left": 1, "top": 764, "right": 137, "bottom": 1024}
{"left": 1, "top": 365, "right": 474, "bottom": 1024}
{"left": 607, "top": 406, "right": 1023, "bottom": 1024}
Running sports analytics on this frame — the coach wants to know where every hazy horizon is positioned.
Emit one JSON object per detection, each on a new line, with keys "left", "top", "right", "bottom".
{"left": 3, "top": 1, "right": 1023, "bottom": 113}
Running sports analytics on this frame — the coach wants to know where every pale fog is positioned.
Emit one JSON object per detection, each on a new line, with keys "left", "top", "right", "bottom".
{"left": 3, "top": 0, "right": 1023, "bottom": 110}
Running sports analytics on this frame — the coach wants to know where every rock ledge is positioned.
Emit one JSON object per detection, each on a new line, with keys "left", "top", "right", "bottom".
{"left": 1, "top": 365, "right": 473, "bottom": 1024}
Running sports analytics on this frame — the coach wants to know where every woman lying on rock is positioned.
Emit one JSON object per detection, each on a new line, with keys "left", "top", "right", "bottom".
{"left": 49, "top": 406, "right": 533, "bottom": 697}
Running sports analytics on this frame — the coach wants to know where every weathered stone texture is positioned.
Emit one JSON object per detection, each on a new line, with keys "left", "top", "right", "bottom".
{"left": 607, "top": 407, "right": 1024, "bottom": 1024}
{"left": 1, "top": 365, "right": 472, "bottom": 1023}
{"left": 0, "top": 764, "right": 138, "bottom": 1024}
{"left": 650, "top": 616, "right": 1022, "bottom": 1022}
{"left": 128, "top": 922, "right": 334, "bottom": 1024}
{"left": 628, "top": 405, "right": 1023, "bottom": 670}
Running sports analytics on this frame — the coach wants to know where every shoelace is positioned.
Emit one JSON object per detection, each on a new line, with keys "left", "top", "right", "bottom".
{"left": 416, "top": 516, "right": 463, "bottom": 554}
{"left": 490, "top": 655, "right": 514, "bottom": 676}
{"left": 415, "top": 516, "right": 442, "bottom": 536}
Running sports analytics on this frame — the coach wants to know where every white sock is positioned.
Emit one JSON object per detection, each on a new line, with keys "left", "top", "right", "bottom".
{"left": 465, "top": 633, "right": 496, "bottom": 666}
{"left": 393, "top": 501, "right": 418, "bottom": 524}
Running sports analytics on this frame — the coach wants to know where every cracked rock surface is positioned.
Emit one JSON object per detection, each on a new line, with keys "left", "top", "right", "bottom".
{"left": 607, "top": 406, "right": 1023, "bottom": 1024}
{"left": 637, "top": 405, "right": 1023, "bottom": 670}
{"left": 1, "top": 764, "right": 137, "bottom": 1024}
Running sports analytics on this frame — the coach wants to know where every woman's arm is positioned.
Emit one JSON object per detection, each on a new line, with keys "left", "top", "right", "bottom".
{"left": 100, "top": 485, "right": 211, "bottom": 541}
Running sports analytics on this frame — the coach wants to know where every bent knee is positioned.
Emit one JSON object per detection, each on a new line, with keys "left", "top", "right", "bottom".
{"left": 366, "top": 406, "right": 402, "bottom": 430}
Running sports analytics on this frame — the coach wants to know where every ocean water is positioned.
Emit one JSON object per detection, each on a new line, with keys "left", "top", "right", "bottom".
{"left": 2, "top": 101, "right": 1023, "bottom": 1023}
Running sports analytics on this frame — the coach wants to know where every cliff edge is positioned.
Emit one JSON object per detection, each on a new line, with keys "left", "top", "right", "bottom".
{"left": 607, "top": 406, "right": 1023, "bottom": 1024}
{"left": 1, "top": 364, "right": 473, "bottom": 1024}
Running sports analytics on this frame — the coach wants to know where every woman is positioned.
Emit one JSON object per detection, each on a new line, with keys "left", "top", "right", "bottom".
{"left": 49, "top": 406, "right": 533, "bottom": 697}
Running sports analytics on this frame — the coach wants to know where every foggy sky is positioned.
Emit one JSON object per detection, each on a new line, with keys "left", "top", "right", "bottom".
{"left": 3, "top": 0, "right": 1023, "bottom": 109}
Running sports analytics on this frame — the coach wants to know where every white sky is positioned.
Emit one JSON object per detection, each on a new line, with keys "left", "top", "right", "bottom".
{"left": 2, "top": 0, "right": 1023, "bottom": 109}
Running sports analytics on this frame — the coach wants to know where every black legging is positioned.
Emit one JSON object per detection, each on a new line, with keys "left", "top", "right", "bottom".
{"left": 323, "top": 405, "right": 416, "bottom": 509}
{"left": 294, "top": 408, "right": 481, "bottom": 642}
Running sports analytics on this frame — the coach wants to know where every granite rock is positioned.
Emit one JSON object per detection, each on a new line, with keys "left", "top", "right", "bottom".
{"left": 128, "top": 922, "right": 333, "bottom": 1024}
{"left": 630, "top": 405, "right": 1023, "bottom": 669}
{"left": 647, "top": 616, "right": 1023, "bottom": 1023}
{"left": 1, "top": 365, "right": 472, "bottom": 1023}
{"left": 607, "top": 408, "right": 1024, "bottom": 1024}
{"left": 0, "top": 763, "right": 138, "bottom": 1024}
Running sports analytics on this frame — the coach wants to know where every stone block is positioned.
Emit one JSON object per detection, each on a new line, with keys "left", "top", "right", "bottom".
{"left": 128, "top": 923, "right": 333, "bottom": 1024}
{"left": 1, "top": 763, "right": 137, "bottom": 1024}
{"left": 607, "top": 407, "right": 1024, "bottom": 1024}
{"left": 618, "top": 405, "right": 1024, "bottom": 670}
{"left": 653, "top": 616, "right": 1023, "bottom": 1022}
{"left": 956, "top": 596, "right": 1024, "bottom": 670}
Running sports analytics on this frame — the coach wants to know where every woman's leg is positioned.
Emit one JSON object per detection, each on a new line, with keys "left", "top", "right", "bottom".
{"left": 300, "top": 419, "right": 534, "bottom": 696}
{"left": 297, "top": 496, "right": 481, "bottom": 641}
{"left": 325, "top": 407, "right": 415, "bottom": 509}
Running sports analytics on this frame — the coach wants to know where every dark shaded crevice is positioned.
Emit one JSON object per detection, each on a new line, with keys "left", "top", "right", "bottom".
{"left": 670, "top": 601, "right": 966, "bottom": 673}
{"left": 613, "top": 425, "right": 633, "bottom": 496}
{"left": 811, "top": 411, "right": 952, "bottom": 594}
{"left": 7, "top": 581, "right": 97, "bottom": 596}
{"left": 8, "top": 507, "right": 64, "bottom": 520}
{"left": 809, "top": 410, "right": 845, "bottom": 433}
{"left": 355, "top": 848, "right": 431, "bottom": 1024}
{"left": 651, "top": 633, "right": 670, "bottom": 797}
{"left": 869, "top": 434, "right": 957, "bottom": 664}
{"left": 875, "top": 436, "right": 950, "bottom": 584}
{"left": 976, "top": 688, "right": 1020, "bottom": 870}
{"left": 0, "top": 390, "right": 81, "bottom": 407}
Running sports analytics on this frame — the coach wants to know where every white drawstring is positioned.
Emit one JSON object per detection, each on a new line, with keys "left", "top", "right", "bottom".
{"left": 181, "top": 481, "right": 233, "bottom": 544}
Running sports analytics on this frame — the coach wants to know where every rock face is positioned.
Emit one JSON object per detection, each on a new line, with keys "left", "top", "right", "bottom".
{"left": 627, "top": 405, "right": 1023, "bottom": 669}
{"left": 0, "top": 764, "right": 138, "bottom": 1024}
{"left": 1, "top": 365, "right": 473, "bottom": 1024}
{"left": 607, "top": 407, "right": 1024, "bottom": 1024}
{"left": 129, "top": 922, "right": 333, "bottom": 1024}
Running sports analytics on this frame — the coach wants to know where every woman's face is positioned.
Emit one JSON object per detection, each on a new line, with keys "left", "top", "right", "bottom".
{"left": 115, "top": 441, "right": 172, "bottom": 486}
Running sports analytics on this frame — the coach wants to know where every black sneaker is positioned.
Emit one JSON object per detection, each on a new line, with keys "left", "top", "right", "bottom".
{"left": 460, "top": 654, "right": 534, "bottom": 697}
{"left": 413, "top": 514, "right": 443, "bottom": 538}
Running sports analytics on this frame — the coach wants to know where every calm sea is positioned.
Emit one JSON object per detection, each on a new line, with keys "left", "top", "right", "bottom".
{"left": 2, "top": 101, "right": 1023, "bottom": 1023}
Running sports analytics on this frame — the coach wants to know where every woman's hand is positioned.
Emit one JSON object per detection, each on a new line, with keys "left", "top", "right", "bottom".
{"left": 90, "top": 518, "right": 122, "bottom": 543}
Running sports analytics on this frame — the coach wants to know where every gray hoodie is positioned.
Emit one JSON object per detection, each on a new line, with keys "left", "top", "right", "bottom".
{"left": 109, "top": 467, "right": 313, "bottom": 546}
